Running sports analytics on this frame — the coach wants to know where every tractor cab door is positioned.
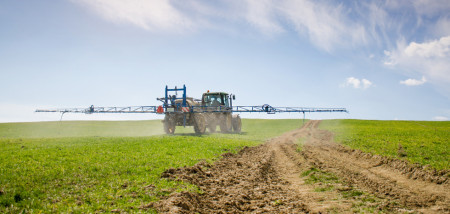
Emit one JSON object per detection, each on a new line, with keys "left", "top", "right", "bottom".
{"left": 223, "top": 94, "right": 230, "bottom": 108}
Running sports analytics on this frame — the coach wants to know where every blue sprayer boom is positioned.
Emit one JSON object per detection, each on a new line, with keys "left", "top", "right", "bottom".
{"left": 36, "top": 85, "right": 348, "bottom": 134}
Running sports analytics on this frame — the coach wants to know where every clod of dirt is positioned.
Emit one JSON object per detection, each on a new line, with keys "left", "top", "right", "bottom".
{"left": 398, "top": 143, "right": 407, "bottom": 157}
{"left": 143, "top": 184, "right": 155, "bottom": 190}
{"left": 221, "top": 152, "right": 233, "bottom": 158}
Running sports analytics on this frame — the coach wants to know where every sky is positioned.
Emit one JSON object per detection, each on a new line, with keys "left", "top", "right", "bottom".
{"left": 0, "top": 0, "right": 449, "bottom": 122}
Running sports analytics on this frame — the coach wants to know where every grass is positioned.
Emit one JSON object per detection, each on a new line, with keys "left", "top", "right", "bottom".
{"left": 301, "top": 167, "right": 339, "bottom": 185}
{"left": 296, "top": 138, "right": 305, "bottom": 152}
{"left": 320, "top": 119, "right": 450, "bottom": 170}
{"left": 0, "top": 119, "right": 301, "bottom": 213}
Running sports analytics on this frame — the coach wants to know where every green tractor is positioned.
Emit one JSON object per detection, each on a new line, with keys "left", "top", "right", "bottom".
{"left": 162, "top": 87, "right": 241, "bottom": 135}
{"left": 201, "top": 92, "right": 241, "bottom": 134}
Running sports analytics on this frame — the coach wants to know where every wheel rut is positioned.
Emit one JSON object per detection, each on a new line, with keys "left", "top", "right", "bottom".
{"left": 147, "top": 121, "right": 449, "bottom": 213}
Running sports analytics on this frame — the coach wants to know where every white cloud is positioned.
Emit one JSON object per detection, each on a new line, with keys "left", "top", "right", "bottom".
{"left": 384, "top": 36, "right": 450, "bottom": 93}
{"left": 361, "top": 79, "right": 373, "bottom": 89}
{"left": 404, "top": 36, "right": 450, "bottom": 58}
{"left": 432, "top": 116, "right": 449, "bottom": 121}
{"left": 400, "top": 76, "right": 426, "bottom": 86}
{"left": 346, "top": 77, "right": 360, "bottom": 88}
{"left": 342, "top": 77, "right": 372, "bottom": 89}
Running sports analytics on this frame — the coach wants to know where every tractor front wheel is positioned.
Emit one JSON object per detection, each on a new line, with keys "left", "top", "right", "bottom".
{"left": 194, "top": 114, "right": 206, "bottom": 134}
{"left": 220, "top": 113, "right": 232, "bottom": 133}
{"left": 207, "top": 122, "right": 217, "bottom": 133}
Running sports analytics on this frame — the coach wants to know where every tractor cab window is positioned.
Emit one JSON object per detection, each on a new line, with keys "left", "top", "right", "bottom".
{"left": 204, "top": 94, "right": 222, "bottom": 106}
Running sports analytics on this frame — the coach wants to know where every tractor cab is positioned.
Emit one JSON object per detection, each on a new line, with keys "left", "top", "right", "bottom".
{"left": 202, "top": 92, "right": 235, "bottom": 108}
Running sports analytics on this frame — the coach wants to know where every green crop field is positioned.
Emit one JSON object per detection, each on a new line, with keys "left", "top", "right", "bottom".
{"left": 320, "top": 120, "right": 450, "bottom": 170}
{"left": 3, "top": 119, "right": 447, "bottom": 213}
{"left": 0, "top": 120, "right": 166, "bottom": 138}
{"left": 0, "top": 119, "right": 303, "bottom": 213}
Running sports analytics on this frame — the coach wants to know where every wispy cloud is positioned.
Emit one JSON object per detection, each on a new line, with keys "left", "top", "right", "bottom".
{"left": 74, "top": 0, "right": 193, "bottom": 32}
{"left": 411, "top": 0, "right": 450, "bottom": 17}
{"left": 400, "top": 76, "right": 426, "bottom": 86}
{"left": 282, "top": 0, "right": 368, "bottom": 52}
{"left": 72, "top": 0, "right": 450, "bottom": 94}
{"left": 72, "top": 0, "right": 369, "bottom": 52}
{"left": 244, "top": 0, "right": 284, "bottom": 35}
{"left": 342, "top": 77, "right": 372, "bottom": 89}
{"left": 433, "top": 17, "right": 450, "bottom": 37}
{"left": 71, "top": 0, "right": 449, "bottom": 52}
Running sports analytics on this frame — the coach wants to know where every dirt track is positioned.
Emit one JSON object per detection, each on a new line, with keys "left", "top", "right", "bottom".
{"left": 149, "top": 121, "right": 449, "bottom": 213}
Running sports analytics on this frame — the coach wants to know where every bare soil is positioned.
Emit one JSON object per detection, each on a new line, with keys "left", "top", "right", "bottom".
{"left": 146, "top": 121, "right": 449, "bottom": 213}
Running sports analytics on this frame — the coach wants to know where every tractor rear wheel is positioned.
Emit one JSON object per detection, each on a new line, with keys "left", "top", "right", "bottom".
{"left": 193, "top": 114, "right": 206, "bottom": 134}
{"left": 164, "top": 114, "right": 176, "bottom": 134}
{"left": 232, "top": 114, "right": 242, "bottom": 133}
{"left": 220, "top": 113, "right": 232, "bottom": 133}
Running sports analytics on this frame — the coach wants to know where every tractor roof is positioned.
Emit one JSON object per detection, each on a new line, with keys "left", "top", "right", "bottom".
{"left": 203, "top": 92, "right": 229, "bottom": 95}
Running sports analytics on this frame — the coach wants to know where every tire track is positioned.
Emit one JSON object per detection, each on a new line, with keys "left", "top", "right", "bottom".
{"left": 300, "top": 121, "right": 450, "bottom": 213}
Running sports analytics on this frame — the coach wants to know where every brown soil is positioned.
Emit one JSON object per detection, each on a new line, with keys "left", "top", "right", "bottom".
{"left": 147, "top": 120, "right": 450, "bottom": 213}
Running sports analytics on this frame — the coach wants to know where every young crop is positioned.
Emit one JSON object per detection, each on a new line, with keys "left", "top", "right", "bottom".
{"left": 0, "top": 119, "right": 302, "bottom": 212}
{"left": 320, "top": 120, "right": 450, "bottom": 170}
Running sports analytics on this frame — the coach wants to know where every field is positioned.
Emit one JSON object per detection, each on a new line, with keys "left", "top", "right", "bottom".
{"left": 0, "top": 119, "right": 302, "bottom": 213}
{"left": 1, "top": 119, "right": 449, "bottom": 213}
{"left": 152, "top": 120, "right": 449, "bottom": 213}
{"left": 319, "top": 119, "right": 450, "bottom": 170}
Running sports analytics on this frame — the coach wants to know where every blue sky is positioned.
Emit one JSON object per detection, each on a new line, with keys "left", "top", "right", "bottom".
{"left": 0, "top": 0, "right": 449, "bottom": 122}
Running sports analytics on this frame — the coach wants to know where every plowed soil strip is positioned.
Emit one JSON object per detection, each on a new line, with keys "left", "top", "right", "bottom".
{"left": 300, "top": 121, "right": 449, "bottom": 213}
{"left": 148, "top": 121, "right": 449, "bottom": 213}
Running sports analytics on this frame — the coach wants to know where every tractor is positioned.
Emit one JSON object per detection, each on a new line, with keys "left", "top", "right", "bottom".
{"left": 201, "top": 91, "right": 241, "bottom": 133}
{"left": 161, "top": 87, "right": 241, "bottom": 134}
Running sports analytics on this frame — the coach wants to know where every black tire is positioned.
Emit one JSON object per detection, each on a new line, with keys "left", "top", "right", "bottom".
{"left": 193, "top": 114, "right": 206, "bottom": 134}
{"left": 164, "top": 114, "right": 175, "bottom": 134}
{"left": 232, "top": 115, "right": 242, "bottom": 133}
{"left": 220, "top": 113, "right": 232, "bottom": 133}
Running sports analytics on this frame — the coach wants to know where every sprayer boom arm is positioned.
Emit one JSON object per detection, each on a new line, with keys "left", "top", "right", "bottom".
{"left": 36, "top": 105, "right": 347, "bottom": 114}
{"left": 35, "top": 106, "right": 159, "bottom": 114}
